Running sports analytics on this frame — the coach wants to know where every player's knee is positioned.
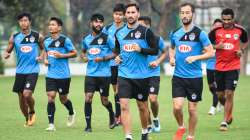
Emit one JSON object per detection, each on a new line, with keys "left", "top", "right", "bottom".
{"left": 173, "top": 104, "right": 183, "bottom": 112}
{"left": 137, "top": 103, "right": 147, "bottom": 112}
{"left": 48, "top": 95, "right": 56, "bottom": 103}
{"left": 59, "top": 96, "right": 68, "bottom": 104}
{"left": 149, "top": 96, "right": 158, "bottom": 104}
{"left": 23, "top": 91, "right": 32, "bottom": 99}
{"left": 101, "top": 98, "right": 109, "bottom": 106}
{"left": 188, "top": 107, "right": 197, "bottom": 116}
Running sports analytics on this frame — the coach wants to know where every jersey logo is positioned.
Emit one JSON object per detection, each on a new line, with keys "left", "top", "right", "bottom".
{"left": 20, "top": 46, "right": 32, "bottom": 53}
{"left": 30, "top": 36, "right": 35, "bottom": 43}
{"left": 191, "top": 93, "right": 197, "bottom": 100}
{"left": 123, "top": 43, "right": 139, "bottom": 52}
{"left": 178, "top": 45, "right": 192, "bottom": 53}
{"left": 135, "top": 31, "right": 141, "bottom": 39}
{"left": 47, "top": 50, "right": 57, "bottom": 57}
{"left": 97, "top": 38, "right": 103, "bottom": 45}
{"left": 223, "top": 43, "right": 234, "bottom": 50}
{"left": 55, "top": 41, "right": 61, "bottom": 47}
{"left": 233, "top": 34, "right": 239, "bottom": 40}
{"left": 189, "top": 33, "right": 196, "bottom": 41}
{"left": 225, "top": 34, "right": 231, "bottom": 39}
{"left": 89, "top": 48, "right": 101, "bottom": 55}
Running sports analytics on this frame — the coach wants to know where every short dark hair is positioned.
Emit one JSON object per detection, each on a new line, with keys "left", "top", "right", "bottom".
{"left": 213, "top": 18, "right": 223, "bottom": 24}
{"left": 90, "top": 13, "right": 104, "bottom": 22}
{"left": 221, "top": 8, "right": 234, "bottom": 19}
{"left": 113, "top": 3, "right": 125, "bottom": 14}
{"left": 180, "top": 2, "right": 195, "bottom": 13}
{"left": 50, "top": 17, "right": 63, "bottom": 26}
{"left": 125, "top": 3, "right": 139, "bottom": 12}
{"left": 17, "top": 12, "right": 31, "bottom": 21}
{"left": 138, "top": 16, "right": 151, "bottom": 26}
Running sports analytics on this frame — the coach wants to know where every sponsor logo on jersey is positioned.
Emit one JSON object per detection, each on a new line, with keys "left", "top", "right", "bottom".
{"left": 123, "top": 43, "right": 139, "bottom": 52}
{"left": 223, "top": 43, "right": 234, "bottom": 50}
{"left": 47, "top": 50, "right": 57, "bottom": 57}
{"left": 178, "top": 45, "right": 192, "bottom": 53}
{"left": 20, "top": 46, "right": 32, "bottom": 53}
{"left": 89, "top": 48, "right": 101, "bottom": 55}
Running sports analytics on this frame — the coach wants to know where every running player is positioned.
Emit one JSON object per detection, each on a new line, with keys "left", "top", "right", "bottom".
{"left": 207, "top": 19, "right": 223, "bottom": 115}
{"left": 81, "top": 13, "right": 116, "bottom": 132}
{"left": 138, "top": 16, "right": 167, "bottom": 133}
{"left": 169, "top": 3, "right": 214, "bottom": 140}
{"left": 114, "top": 3, "right": 158, "bottom": 140}
{"left": 103, "top": 3, "right": 125, "bottom": 125}
{"left": 209, "top": 8, "right": 248, "bottom": 131}
{"left": 44, "top": 17, "right": 77, "bottom": 131}
{"left": 4, "top": 12, "right": 44, "bottom": 127}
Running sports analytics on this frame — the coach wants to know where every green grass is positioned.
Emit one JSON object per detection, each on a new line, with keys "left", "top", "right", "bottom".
{"left": 0, "top": 75, "right": 250, "bottom": 140}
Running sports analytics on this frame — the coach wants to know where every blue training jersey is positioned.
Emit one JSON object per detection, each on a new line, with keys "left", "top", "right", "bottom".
{"left": 147, "top": 36, "right": 166, "bottom": 77}
{"left": 44, "top": 34, "right": 75, "bottom": 79}
{"left": 170, "top": 26, "right": 211, "bottom": 78}
{"left": 103, "top": 22, "right": 125, "bottom": 67}
{"left": 114, "top": 24, "right": 158, "bottom": 79}
{"left": 13, "top": 30, "right": 40, "bottom": 74}
{"left": 82, "top": 32, "right": 113, "bottom": 77}
{"left": 206, "top": 55, "right": 216, "bottom": 70}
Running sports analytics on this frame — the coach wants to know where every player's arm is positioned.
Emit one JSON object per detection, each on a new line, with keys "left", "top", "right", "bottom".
{"left": 54, "top": 38, "right": 77, "bottom": 58}
{"left": 236, "top": 28, "right": 249, "bottom": 57}
{"left": 169, "top": 32, "right": 176, "bottom": 66}
{"left": 149, "top": 37, "right": 168, "bottom": 67}
{"left": 208, "top": 28, "right": 224, "bottom": 49}
{"left": 113, "top": 34, "right": 122, "bottom": 64}
{"left": 134, "top": 29, "right": 158, "bottom": 55}
{"left": 43, "top": 47, "right": 49, "bottom": 66}
{"left": 81, "top": 49, "right": 88, "bottom": 63}
{"left": 95, "top": 35, "right": 116, "bottom": 62}
{"left": 4, "top": 34, "right": 14, "bottom": 59}
{"left": 36, "top": 33, "right": 45, "bottom": 61}
{"left": 186, "top": 31, "right": 214, "bottom": 63}
{"left": 169, "top": 46, "right": 176, "bottom": 66}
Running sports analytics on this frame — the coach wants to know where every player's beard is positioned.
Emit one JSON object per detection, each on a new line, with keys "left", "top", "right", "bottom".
{"left": 182, "top": 17, "right": 192, "bottom": 25}
{"left": 127, "top": 17, "right": 136, "bottom": 25}
{"left": 92, "top": 26, "right": 102, "bottom": 34}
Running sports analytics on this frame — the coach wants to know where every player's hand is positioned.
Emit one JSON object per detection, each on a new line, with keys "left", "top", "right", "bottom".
{"left": 3, "top": 52, "right": 11, "bottom": 59}
{"left": 169, "top": 57, "right": 175, "bottom": 66}
{"left": 44, "top": 59, "right": 49, "bottom": 66}
{"left": 94, "top": 57, "right": 103, "bottom": 63}
{"left": 215, "top": 42, "right": 224, "bottom": 49}
{"left": 185, "top": 56, "right": 197, "bottom": 64}
{"left": 149, "top": 60, "right": 159, "bottom": 68}
{"left": 36, "top": 56, "right": 43, "bottom": 62}
{"left": 82, "top": 57, "right": 88, "bottom": 63}
{"left": 134, "top": 45, "right": 141, "bottom": 52}
{"left": 235, "top": 49, "right": 243, "bottom": 57}
{"left": 115, "top": 55, "right": 122, "bottom": 64}
{"left": 53, "top": 51, "right": 64, "bottom": 58}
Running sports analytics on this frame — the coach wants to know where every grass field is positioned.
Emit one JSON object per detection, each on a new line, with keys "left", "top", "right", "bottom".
{"left": 0, "top": 75, "right": 250, "bottom": 140}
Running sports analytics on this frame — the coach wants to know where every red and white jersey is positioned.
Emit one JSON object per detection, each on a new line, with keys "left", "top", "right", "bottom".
{"left": 209, "top": 24, "right": 248, "bottom": 71}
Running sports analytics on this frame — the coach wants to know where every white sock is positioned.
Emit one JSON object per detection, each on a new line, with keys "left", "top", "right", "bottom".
{"left": 142, "top": 128, "right": 148, "bottom": 134}
{"left": 153, "top": 117, "right": 159, "bottom": 120}
{"left": 125, "top": 134, "right": 132, "bottom": 139}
